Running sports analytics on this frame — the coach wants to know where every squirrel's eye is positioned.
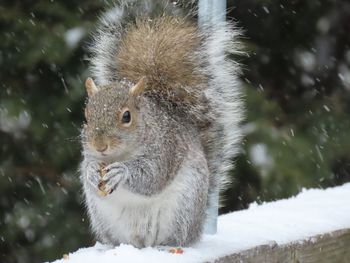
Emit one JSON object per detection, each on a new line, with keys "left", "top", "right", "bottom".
{"left": 121, "top": 110, "right": 131, "bottom": 124}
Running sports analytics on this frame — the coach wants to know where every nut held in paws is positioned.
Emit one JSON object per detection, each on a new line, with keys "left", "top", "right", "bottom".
{"left": 99, "top": 163, "right": 107, "bottom": 178}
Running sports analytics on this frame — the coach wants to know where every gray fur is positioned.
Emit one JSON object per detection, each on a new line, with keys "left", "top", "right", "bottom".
{"left": 81, "top": 0, "right": 244, "bottom": 247}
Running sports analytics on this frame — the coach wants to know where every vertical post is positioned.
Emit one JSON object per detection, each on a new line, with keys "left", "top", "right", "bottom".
{"left": 198, "top": 0, "right": 226, "bottom": 26}
{"left": 204, "top": 188, "right": 219, "bottom": 234}
{"left": 198, "top": 0, "right": 227, "bottom": 235}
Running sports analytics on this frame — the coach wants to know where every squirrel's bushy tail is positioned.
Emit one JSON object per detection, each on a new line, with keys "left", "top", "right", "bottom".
{"left": 89, "top": 0, "right": 244, "bottom": 197}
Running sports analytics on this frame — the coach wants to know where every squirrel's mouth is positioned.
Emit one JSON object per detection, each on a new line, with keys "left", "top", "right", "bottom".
{"left": 93, "top": 146, "right": 120, "bottom": 159}
{"left": 90, "top": 150, "right": 116, "bottom": 163}
{"left": 96, "top": 148, "right": 112, "bottom": 157}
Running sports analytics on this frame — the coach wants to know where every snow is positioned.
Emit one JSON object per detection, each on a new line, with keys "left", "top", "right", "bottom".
{"left": 50, "top": 183, "right": 350, "bottom": 263}
{"left": 64, "top": 27, "right": 85, "bottom": 48}
{"left": 249, "top": 143, "right": 273, "bottom": 168}
{"left": 0, "top": 109, "right": 31, "bottom": 138}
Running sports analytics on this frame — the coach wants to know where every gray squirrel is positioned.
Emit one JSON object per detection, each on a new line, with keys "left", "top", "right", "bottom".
{"left": 80, "top": 0, "right": 244, "bottom": 248}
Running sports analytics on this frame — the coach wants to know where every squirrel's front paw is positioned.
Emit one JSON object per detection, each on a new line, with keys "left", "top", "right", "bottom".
{"left": 99, "top": 163, "right": 127, "bottom": 194}
{"left": 86, "top": 161, "right": 102, "bottom": 192}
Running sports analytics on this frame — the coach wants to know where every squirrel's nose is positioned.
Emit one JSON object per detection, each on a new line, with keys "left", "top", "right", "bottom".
{"left": 96, "top": 144, "right": 108, "bottom": 153}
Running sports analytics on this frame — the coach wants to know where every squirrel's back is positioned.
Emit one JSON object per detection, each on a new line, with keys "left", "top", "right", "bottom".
{"left": 89, "top": 0, "right": 244, "bottom": 196}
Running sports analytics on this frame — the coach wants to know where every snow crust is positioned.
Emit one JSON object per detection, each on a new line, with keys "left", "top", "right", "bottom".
{"left": 50, "top": 183, "right": 350, "bottom": 263}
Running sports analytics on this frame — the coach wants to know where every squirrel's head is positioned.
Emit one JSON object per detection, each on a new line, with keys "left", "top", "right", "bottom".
{"left": 82, "top": 77, "right": 147, "bottom": 161}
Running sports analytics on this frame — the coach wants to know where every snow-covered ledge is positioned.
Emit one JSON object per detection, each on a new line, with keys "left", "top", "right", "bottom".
{"left": 51, "top": 183, "right": 350, "bottom": 263}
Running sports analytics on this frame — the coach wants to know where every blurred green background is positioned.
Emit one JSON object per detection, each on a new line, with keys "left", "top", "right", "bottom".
{"left": 1, "top": 0, "right": 350, "bottom": 262}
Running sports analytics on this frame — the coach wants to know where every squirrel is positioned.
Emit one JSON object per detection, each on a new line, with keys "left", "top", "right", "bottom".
{"left": 80, "top": 0, "right": 243, "bottom": 248}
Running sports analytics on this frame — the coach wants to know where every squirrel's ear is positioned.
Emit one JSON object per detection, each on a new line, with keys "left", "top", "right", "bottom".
{"left": 85, "top": 77, "right": 99, "bottom": 97}
{"left": 129, "top": 77, "right": 147, "bottom": 96}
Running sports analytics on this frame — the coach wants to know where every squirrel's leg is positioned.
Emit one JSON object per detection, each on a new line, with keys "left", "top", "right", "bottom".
{"left": 123, "top": 158, "right": 177, "bottom": 196}
{"left": 119, "top": 148, "right": 208, "bottom": 246}
{"left": 167, "top": 150, "right": 209, "bottom": 246}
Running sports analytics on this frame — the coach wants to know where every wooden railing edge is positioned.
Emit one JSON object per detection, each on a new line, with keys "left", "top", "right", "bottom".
{"left": 212, "top": 228, "right": 350, "bottom": 263}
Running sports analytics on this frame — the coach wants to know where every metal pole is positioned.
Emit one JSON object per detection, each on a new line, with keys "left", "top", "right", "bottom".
{"left": 198, "top": 0, "right": 226, "bottom": 26}
{"left": 198, "top": 0, "right": 227, "bottom": 235}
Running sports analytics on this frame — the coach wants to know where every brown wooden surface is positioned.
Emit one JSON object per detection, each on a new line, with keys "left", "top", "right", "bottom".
{"left": 212, "top": 228, "right": 350, "bottom": 263}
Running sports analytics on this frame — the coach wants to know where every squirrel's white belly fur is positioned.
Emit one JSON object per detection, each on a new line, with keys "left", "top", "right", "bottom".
{"left": 89, "top": 156, "right": 200, "bottom": 247}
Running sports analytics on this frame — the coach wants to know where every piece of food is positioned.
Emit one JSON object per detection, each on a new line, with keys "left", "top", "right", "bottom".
{"left": 97, "top": 179, "right": 113, "bottom": 196}
{"left": 98, "top": 181, "right": 107, "bottom": 191}
{"left": 98, "top": 189, "right": 108, "bottom": 197}
{"left": 63, "top": 254, "right": 69, "bottom": 260}
{"left": 97, "top": 163, "right": 114, "bottom": 196}
{"left": 168, "top": 247, "right": 184, "bottom": 254}
{"left": 98, "top": 180, "right": 108, "bottom": 196}
{"left": 99, "top": 162, "right": 107, "bottom": 178}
